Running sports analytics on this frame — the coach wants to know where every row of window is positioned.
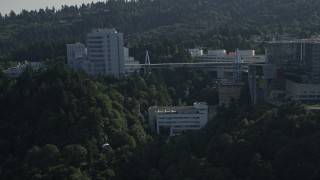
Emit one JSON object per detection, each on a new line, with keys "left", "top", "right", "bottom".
{"left": 172, "top": 125, "right": 200, "bottom": 128}
{"left": 88, "top": 41, "right": 104, "bottom": 44}
{"left": 88, "top": 45, "right": 111, "bottom": 49}
{"left": 88, "top": 45, "right": 103, "bottom": 48}
{"left": 88, "top": 36, "right": 103, "bottom": 39}
{"left": 89, "top": 50, "right": 103, "bottom": 53}
{"left": 298, "top": 95, "right": 320, "bottom": 98}
{"left": 88, "top": 40, "right": 111, "bottom": 44}
{"left": 89, "top": 54, "right": 112, "bottom": 58}
{"left": 300, "top": 91, "right": 320, "bottom": 94}
{"left": 158, "top": 121, "right": 200, "bottom": 124}
{"left": 90, "top": 54, "right": 104, "bottom": 57}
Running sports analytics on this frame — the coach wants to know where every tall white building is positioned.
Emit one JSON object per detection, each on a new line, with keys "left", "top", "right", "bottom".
{"left": 148, "top": 102, "right": 208, "bottom": 136}
{"left": 87, "top": 28, "right": 125, "bottom": 77}
{"left": 67, "top": 28, "right": 138, "bottom": 78}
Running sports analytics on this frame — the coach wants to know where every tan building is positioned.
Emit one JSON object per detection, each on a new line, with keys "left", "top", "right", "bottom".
{"left": 218, "top": 83, "right": 243, "bottom": 106}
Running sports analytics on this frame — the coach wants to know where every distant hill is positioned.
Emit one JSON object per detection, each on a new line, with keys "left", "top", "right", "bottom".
{"left": 1, "top": 0, "right": 320, "bottom": 61}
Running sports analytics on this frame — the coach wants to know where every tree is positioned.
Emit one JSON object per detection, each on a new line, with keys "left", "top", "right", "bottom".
{"left": 46, "top": 165, "right": 90, "bottom": 180}
{"left": 202, "top": 167, "right": 235, "bottom": 180}
{"left": 248, "top": 153, "right": 274, "bottom": 180}
{"left": 62, "top": 144, "right": 87, "bottom": 168}
{"left": 25, "top": 144, "right": 60, "bottom": 169}
{"left": 9, "top": 10, "right": 16, "bottom": 17}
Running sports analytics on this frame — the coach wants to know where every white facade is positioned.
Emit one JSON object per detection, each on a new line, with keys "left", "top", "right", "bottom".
{"left": 188, "top": 49, "right": 266, "bottom": 80}
{"left": 87, "top": 28, "right": 124, "bottom": 77}
{"left": 148, "top": 102, "right": 208, "bottom": 136}
{"left": 191, "top": 49, "right": 265, "bottom": 63}
{"left": 67, "top": 29, "right": 139, "bottom": 78}
{"left": 189, "top": 49, "right": 203, "bottom": 56}
{"left": 208, "top": 50, "right": 227, "bottom": 56}
{"left": 4, "top": 61, "right": 41, "bottom": 78}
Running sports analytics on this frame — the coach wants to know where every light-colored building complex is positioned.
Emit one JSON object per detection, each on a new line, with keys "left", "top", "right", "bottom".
{"left": 190, "top": 49, "right": 265, "bottom": 63}
{"left": 67, "top": 28, "right": 139, "bottom": 78}
{"left": 4, "top": 61, "right": 41, "bottom": 78}
{"left": 286, "top": 80, "right": 320, "bottom": 103}
{"left": 189, "top": 48, "right": 265, "bottom": 80}
{"left": 148, "top": 102, "right": 208, "bottom": 136}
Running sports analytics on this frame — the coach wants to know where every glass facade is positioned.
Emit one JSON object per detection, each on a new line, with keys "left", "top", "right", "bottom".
{"left": 266, "top": 40, "right": 320, "bottom": 84}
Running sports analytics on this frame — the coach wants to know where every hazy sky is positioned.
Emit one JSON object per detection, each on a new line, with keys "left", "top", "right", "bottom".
{"left": 0, "top": 0, "right": 101, "bottom": 15}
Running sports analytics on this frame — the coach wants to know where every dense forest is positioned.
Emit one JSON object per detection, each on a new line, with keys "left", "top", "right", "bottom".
{"left": 1, "top": 0, "right": 320, "bottom": 179}
{"left": 1, "top": 59, "right": 320, "bottom": 179}
{"left": 0, "top": 59, "right": 219, "bottom": 179}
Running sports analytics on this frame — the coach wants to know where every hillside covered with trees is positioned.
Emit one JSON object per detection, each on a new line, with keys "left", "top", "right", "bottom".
{"left": 1, "top": 60, "right": 320, "bottom": 179}
{"left": 1, "top": 0, "right": 320, "bottom": 179}
{"left": 0, "top": 59, "right": 219, "bottom": 179}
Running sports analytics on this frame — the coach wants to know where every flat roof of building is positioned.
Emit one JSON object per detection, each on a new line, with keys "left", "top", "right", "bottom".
{"left": 149, "top": 102, "right": 207, "bottom": 111}
{"left": 149, "top": 106, "right": 194, "bottom": 111}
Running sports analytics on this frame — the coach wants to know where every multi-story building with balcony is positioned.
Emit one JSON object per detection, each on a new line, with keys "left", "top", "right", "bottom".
{"left": 189, "top": 49, "right": 265, "bottom": 80}
{"left": 190, "top": 49, "right": 265, "bottom": 64}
